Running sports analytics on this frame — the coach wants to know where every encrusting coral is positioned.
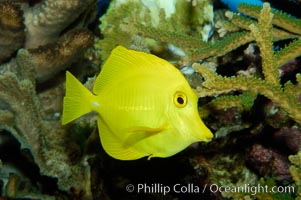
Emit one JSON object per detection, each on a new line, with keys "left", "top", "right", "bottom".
{"left": 0, "top": 49, "right": 93, "bottom": 198}
{"left": 0, "top": 0, "right": 98, "bottom": 198}
{"left": 247, "top": 144, "right": 291, "bottom": 182}
{"left": 24, "top": 0, "right": 96, "bottom": 48}
{"left": 28, "top": 29, "right": 94, "bottom": 82}
{"left": 0, "top": 0, "right": 95, "bottom": 82}
{"left": 0, "top": 2, "right": 25, "bottom": 63}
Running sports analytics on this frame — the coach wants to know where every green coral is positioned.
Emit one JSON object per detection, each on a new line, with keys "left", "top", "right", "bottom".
{"left": 194, "top": 3, "right": 301, "bottom": 125}
{"left": 238, "top": 3, "right": 301, "bottom": 35}
{"left": 190, "top": 31, "right": 253, "bottom": 61}
{"left": 289, "top": 151, "right": 301, "bottom": 199}
{"left": 97, "top": 2, "right": 301, "bottom": 126}
{"left": 199, "top": 91, "right": 256, "bottom": 118}
{"left": 199, "top": 3, "right": 301, "bottom": 62}
{"left": 96, "top": 0, "right": 213, "bottom": 60}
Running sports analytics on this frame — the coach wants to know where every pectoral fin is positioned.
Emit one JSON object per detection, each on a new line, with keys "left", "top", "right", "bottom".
{"left": 124, "top": 126, "right": 166, "bottom": 148}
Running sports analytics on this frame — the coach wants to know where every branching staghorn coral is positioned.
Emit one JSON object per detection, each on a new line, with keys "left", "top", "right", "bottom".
{"left": 97, "top": 1, "right": 301, "bottom": 131}
{"left": 192, "top": 4, "right": 301, "bottom": 197}
{"left": 194, "top": 3, "right": 301, "bottom": 125}
{"left": 196, "top": 3, "right": 301, "bottom": 63}
{"left": 96, "top": 0, "right": 301, "bottom": 138}
{"left": 97, "top": 0, "right": 301, "bottom": 67}
{"left": 96, "top": 0, "right": 214, "bottom": 60}
{"left": 289, "top": 151, "right": 301, "bottom": 199}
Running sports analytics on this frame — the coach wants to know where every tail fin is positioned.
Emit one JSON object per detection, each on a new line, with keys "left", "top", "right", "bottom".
{"left": 62, "top": 71, "right": 95, "bottom": 125}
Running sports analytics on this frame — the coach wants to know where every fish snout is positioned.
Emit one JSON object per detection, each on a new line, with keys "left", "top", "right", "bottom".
{"left": 192, "top": 117, "right": 213, "bottom": 142}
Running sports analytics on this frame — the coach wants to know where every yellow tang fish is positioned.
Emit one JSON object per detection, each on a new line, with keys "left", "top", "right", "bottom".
{"left": 62, "top": 46, "right": 213, "bottom": 160}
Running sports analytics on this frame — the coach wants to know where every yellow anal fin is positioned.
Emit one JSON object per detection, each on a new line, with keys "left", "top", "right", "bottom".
{"left": 97, "top": 118, "right": 146, "bottom": 160}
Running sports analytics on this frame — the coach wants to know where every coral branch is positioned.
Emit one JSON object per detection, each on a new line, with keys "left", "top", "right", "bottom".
{"left": 199, "top": 91, "right": 256, "bottom": 118}
{"left": 289, "top": 151, "right": 301, "bottom": 199}
{"left": 249, "top": 3, "right": 279, "bottom": 84}
{"left": 97, "top": 0, "right": 214, "bottom": 60}
{"left": 275, "top": 38, "right": 301, "bottom": 68}
{"left": 227, "top": 12, "right": 298, "bottom": 41}
{"left": 194, "top": 63, "right": 301, "bottom": 125}
{"left": 238, "top": 3, "right": 301, "bottom": 35}
{"left": 190, "top": 31, "right": 253, "bottom": 61}
{"left": 136, "top": 23, "right": 207, "bottom": 50}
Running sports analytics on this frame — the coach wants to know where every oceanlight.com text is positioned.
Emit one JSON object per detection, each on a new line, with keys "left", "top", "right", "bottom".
{"left": 125, "top": 183, "right": 295, "bottom": 196}
{"left": 208, "top": 183, "right": 295, "bottom": 196}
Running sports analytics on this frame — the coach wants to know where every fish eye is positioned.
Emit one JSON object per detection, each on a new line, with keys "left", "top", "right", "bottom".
{"left": 174, "top": 92, "right": 187, "bottom": 108}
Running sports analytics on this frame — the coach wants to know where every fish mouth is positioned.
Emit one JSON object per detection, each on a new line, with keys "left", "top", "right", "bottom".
{"left": 203, "top": 136, "right": 213, "bottom": 142}
{"left": 192, "top": 118, "right": 214, "bottom": 142}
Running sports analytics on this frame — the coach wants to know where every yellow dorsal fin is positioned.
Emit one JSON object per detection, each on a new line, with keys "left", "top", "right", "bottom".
{"left": 93, "top": 46, "right": 174, "bottom": 95}
{"left": 97, "top": 118, "right": 147, "bottom": 160}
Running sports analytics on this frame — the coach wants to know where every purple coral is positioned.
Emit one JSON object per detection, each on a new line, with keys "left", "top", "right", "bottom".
{"left": 273, "top": 127, "right": 301, "bottom": 154}
{"left": 248, "top": 144, "right": 291, "bottom": 182}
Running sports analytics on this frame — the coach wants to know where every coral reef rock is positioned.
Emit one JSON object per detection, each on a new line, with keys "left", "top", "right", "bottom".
{"left": 0, "top": 2, "right": 25, "bottom": 63}
{"left": 248, "top": 144, "right": 291, "bottom": 182}
{"left": 0, "top": 0, "right": 98, "bottom": 199}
